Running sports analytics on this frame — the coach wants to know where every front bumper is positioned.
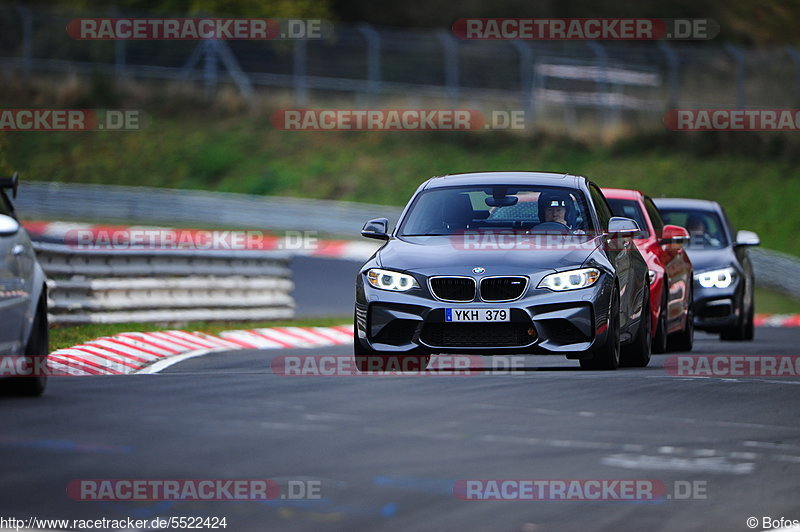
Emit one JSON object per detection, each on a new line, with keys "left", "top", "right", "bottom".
{"left": 355, "top": 275, "right": 614, "bottom": 357}
{"left": 692, "top": 278, "right": 743, "bottom": 331}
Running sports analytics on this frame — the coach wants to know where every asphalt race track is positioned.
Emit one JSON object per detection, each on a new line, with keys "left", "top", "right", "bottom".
{"left": 2, "top": 258, "right": 799, "bottom": 532}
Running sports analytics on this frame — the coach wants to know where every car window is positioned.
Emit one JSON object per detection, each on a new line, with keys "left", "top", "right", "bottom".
{"left": 659, "top": 208, "right": 728, "bottom": 249}
{"left": 606, "top": 198, "right": 649, "bottom": 238}
{"left": 398, "top": 185, "right": 595, "bottom": 236}
{"left": 0, "top": 191, "right": 14, "bottom": 218}
{"left": 643, "top": 197, "right": 664, "bottom": 237}
{"left": 588, "top": 184, "right": 612, "bottom": 231}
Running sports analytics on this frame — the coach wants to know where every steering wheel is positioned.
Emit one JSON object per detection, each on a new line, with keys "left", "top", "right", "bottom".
{"left": 531, "top": 222, "right": 570, "bottom": 234}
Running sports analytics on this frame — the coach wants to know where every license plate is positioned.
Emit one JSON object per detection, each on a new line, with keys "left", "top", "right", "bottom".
{"left": 445, "top": 309, "right": 510, "bottom": 322}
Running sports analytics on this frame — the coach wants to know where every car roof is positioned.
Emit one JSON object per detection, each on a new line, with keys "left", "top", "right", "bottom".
{"left": 422, "top": 171, "right": 583, "bottom": 189}
{"left": 652, "top": 197, "right": 721, "bottom": 211}
{"left": 601, "top": 187, "right": 643, "bottom": 200}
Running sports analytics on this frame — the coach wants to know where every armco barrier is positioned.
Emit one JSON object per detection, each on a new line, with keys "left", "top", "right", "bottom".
{"left": 16, "top": 182, "right": 403, "bottom": 237}
{"left": 34, "top": 242, "right": 294, "bottom": 324}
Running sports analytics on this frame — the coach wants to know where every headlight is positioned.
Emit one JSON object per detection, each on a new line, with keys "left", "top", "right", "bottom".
{"left": 538, "top": 268, "right": 600, "bottom": 291}
{"left": 695, "top": 267, "right": 735, "bottom": 289}
{"left": 366, "top": 268, "right": 419, "bottom": 292}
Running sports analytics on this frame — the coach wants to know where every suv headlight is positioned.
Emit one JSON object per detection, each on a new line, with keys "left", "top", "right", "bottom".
{"left": 538, "top": 268, "right": 600, "bottom": 291}
{"left": 695, "top": 267, "right": 735, "bottom": 289}
{"left": 366, "top": 268, "right": 420, "bottom": 292}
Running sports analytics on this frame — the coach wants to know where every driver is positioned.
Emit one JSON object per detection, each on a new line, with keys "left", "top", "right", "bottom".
{"left": 538, "top": 191, "right": 572, "bottom": 228}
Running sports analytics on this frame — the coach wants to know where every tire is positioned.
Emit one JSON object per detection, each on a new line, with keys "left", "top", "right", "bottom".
{"left": 580, "top": 289, "right": 620, "bottom": 370}
{"left": 743, "top": 301, "right": 755, "bottom": 341}
{"left": 651, "top": 286, "right": 668, "bottom": 354}
{"left": 353, "top": 319, "right": 429, "bottom": 372}
{"left": 620, "top": 285, "right": 651, "bottom": 367}
{"left": 720, "top": 294, "right": 752, "bottom": 342}
{"left": 8, "top": 291, "right": 48, "bottom": 397}
{"left": 667, "top": 287, "right": 694, "bottom": 352}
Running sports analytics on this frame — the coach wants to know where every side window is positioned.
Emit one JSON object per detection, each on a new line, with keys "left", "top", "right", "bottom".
{"left": 644, "top": 197, "right": 664, "bottom": 237}
{"left": 720, "top": 207, "right": 735, "bottom": 239}
{"left": 588, "top": 184, "right": 612, "bottom": 231}
{"left": 0, "top": 192, "right": 13, "bottom": 218}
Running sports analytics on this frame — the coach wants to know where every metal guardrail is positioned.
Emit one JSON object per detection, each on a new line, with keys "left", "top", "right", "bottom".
{"left": 34, "top": 242, "right": 295, "bottom": 324}
{"left": 16, "top": 181, "right": 403, "bottom": 237}
{"left": 750, "top": 248, "right": 800, "bottom": 300}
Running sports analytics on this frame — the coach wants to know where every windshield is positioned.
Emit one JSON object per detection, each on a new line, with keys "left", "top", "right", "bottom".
{"left": 398, "top": 185, "right": 595, "bottom": 237}
{"left": 659, "top": 208, "right": 728, "bottom": 249}
{"left": 606, "top": 198, "right": 649, "bottom": 238}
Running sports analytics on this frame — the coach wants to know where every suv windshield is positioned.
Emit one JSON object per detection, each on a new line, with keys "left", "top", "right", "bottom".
{"left": 659, "top": 208, "right": 728, "bottom": 249}
{"left": 398, "top": 185, "right": 595, "bottom": 236}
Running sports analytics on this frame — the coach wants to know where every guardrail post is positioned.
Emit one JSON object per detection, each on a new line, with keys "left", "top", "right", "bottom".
{"left": 785, "top": 46, "right": 800, "bottom": 105}
{"left": 658, "top": 41, "right": 680, "bottom": 109}
{"left": 293, "top": 38, "right": 309, "bottom": 106}
{"left": 203, "top": 39, "right": 218, "bottom": 103}
{"left": 587, "top": 41, "right": 616, "bottom": 127}
{"left": 358, "top": 24, "right": 381, "bottom": 101}
{"left": 724, "top": 43, "right": 745, "bottom": 108}
{"left": 111, "top": 7, "right": 126, "bottom": 80}
{"left": 15, "top": 4, "right": 32, "bottom": 78}
{"left": 436, "top": 30, "right": 459, "bottom": 104}
{"left": 511, "top": 40, "right": 534, "bottom": 125}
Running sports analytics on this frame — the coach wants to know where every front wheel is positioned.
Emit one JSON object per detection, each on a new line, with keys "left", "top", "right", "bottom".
{"left": 8, "top": 291, "right": 48, "bottom": 396}
{"left": 580, "top": 289, "right": 620, "bottom": 370}
{"left": 668, "top": 294, "right": 694, "bottom": 352}
{"left": 651, "top": 286, "right": 668, "bottom": 354}
{"left": 620, "top": 286, "right": 651, "bottom": 368}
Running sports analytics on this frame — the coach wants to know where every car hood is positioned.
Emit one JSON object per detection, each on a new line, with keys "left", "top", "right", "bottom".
{"left": 378, "top": 235, "right": 601, "bottom": 276}
{"left": 684, "top": 247, "right": 737, "bottom": 273}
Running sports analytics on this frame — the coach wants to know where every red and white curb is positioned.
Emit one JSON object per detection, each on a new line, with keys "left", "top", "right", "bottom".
{"left": 24, "top": 221, "right": 379, "bottom": 261}
{"left": 47, "top": 325, "right": 353, "bottom": 376}
{"left": 754, "top": 314, "right": 800, "bottom": 327}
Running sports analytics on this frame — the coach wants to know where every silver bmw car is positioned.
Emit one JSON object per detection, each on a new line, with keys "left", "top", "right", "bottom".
{"left": 0, "top": 174, "right": 49, "bottom": 396}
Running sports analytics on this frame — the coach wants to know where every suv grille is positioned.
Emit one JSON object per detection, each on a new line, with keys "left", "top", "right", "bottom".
{"left": 421, "top": 323, "right": 534, "bottom": 348}
{"left": 430, "top": 277, "right": 476, "bottom": 302}
{"left": 480, "top": 276, "right": 528, "bottom": 301}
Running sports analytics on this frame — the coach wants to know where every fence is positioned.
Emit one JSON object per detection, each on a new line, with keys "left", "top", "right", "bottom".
{"left": 35, "top": 242, "right": 295, "bottom": 324}
{"left": 1, "top": 4, "right": 798, "bottom": 129}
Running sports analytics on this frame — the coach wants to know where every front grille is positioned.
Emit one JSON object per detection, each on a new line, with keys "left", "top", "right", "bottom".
{"left": 421, "top": 323, "right": 534, "bottom": 347}
{"left": 480, "top": 276, "right": 528, "bottom": 301}
{"left": 430, "top": 277, "right": 476, "bottom": 302}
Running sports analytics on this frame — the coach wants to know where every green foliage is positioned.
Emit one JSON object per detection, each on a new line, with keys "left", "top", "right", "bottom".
{"left": 8, "top": 114, "right": 800, "bottom": 255}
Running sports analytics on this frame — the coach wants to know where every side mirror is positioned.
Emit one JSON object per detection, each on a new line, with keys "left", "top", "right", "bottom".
{"left": 0, "top": 214, "right": 20, "bottom": 236}
{"left": 361, "top": 218, "right": 390, "bottom": 240}
{"left": 660, "top": 224, "right": 690, "bottom": 245}
{"left": 606, "top": 216, "right": 639, "bottom": 236}
{"left": 736, "top": 230, "right": 760, "bottom": 247}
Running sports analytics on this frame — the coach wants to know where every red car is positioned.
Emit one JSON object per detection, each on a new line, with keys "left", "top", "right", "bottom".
{"left": 602, "top": 188, "right": 694, "bottom": 353}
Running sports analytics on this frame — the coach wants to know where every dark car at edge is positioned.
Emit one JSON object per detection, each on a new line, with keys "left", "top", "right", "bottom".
{"left": 654, "top": 197, "right": 759, "bottom": 341}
